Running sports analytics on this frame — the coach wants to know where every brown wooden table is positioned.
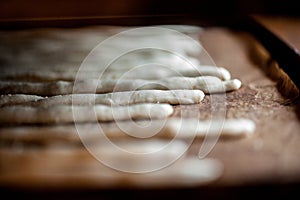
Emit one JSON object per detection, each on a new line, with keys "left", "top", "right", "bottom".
{"left": 1, "top": 15, "right": 300, "bottom": 199}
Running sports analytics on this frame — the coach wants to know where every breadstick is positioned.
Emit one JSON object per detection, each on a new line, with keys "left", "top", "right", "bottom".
{"left": 165, "top": 118, "right": 256, "bottom": 138}
{"left": 0, "top": 71, "right": 77, "bottom": 82}
{"left": 0, "top": 118, "right": 255, "bottom": 142}
{"left": 0, "top": 65, "right": 231, "bottom": 81}
{"left": 86, "top": 139, "right": 223, "bottom": 177}
{"left": 112, "top": 118, "right": 255, "bottom": 139}
{"left": 0, "top": 80, "right": 73, "bottom": 96}
{"left": 0, "top": 103, "right": 174, "bottom": 124}
{"left": 0, "top": 76, "right": 241, "bottom": 95}
{"left": 14, "top": 90, "right": 203, "bottom": 107}
{"left": 101, "top": 65, "right": 231, "bottom": 81}
{"left": 89, "top": 138, "right": 189, "bottom": 173}
{"left": 0, "top": 94, "right": 43, "bottom": 107}
{"left": 137, "top": 157, "right": 223, "bottom": 186}
{"left": 100, "top": 76, "right": 241, "bottom": 94}
{"left": 0, "top": 142, "right": 223, "bottom": 186}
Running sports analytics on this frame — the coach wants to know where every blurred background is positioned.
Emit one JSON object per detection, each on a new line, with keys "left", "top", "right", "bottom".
{"left": 1, "top": 0, "right": 300, "bottom": 28}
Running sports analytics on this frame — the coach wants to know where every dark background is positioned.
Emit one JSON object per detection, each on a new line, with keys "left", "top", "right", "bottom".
{"left": 1, "top": 0, "right": 300, "bottom": 28}
{"left": 1, "top": 0, "right": 300, "bottom": 18}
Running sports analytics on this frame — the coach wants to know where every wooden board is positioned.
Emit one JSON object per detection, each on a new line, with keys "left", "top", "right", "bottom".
{"left": 1, "top": 15, "right": 300, "bottom": 198}
{"left": 199, "top": 16, "right": 300, "bottom": 186}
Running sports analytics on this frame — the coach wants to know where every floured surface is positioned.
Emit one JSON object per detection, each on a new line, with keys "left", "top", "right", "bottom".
{"left": 198, "top": 17, "right": 300, "bottom": 186}
{"left": 1, "top": 17, "right": 300, "bottom": 191}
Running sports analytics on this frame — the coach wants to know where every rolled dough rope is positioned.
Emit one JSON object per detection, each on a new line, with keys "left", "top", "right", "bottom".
{"left": 0, "top": 65, "right": 231, "bottom": 81}
{"left": 0, "top": 80, "right": 73, "bottom": 96}
{"left": 136, "top": 157, "right": 223, "bottom": 186}
{"left": 16, "top": 90, "right": 204, "bottom": 107}
{"left": 180, "top": 66, "right": 231, "bottom": 80}
{"left": 116, "top": 77, "right": 241, "bottom": 94}
{"left": 0, "top": 94, "right": 43, "bottom": 107}
{"left": 115, "top": 118, "right": 256, "bottom": 139}
{"left": 89, "top": 139, "right": 189, "bottom": 173}
{"left": 164, "top": 118, "right": 256, "bottom": 138}
{"left": 0, "top": 141, "right": 223, "bottom": 187}
{"left": 0, "top": 118, "right": 255, "bottom": 142}
{"left": 0, "top": 71, "right": 77, "bottom": 82}
{"left": 0, "top": 76, "right": 241, "bottom": 95}
{"left": 99, "top": 65, "right": 231, "bottom": 81}
{"left": 0, "top": 103, "right": 174, "bottom": 124}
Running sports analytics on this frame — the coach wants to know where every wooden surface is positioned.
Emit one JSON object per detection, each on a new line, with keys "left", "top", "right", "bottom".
{"left": 199, "top": 15, "right": 300, "bottom": 185}
{"left": 1, "top": 15, "right": 300, "bottom": 198}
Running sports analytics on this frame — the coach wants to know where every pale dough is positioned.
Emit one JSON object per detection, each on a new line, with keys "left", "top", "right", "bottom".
{"left": 2, "top": 90, "right": 204, "bottom": 107}
{"left": 0, "top": 118, "right": 255, "bottom": 142}
{"left": 0, "top": 103, "right": 174, "bottom": 124}
{"left": 0, "top": 94, "right": 43, "bottom": 107}
{"left": 0, "top": 65, "right": 231, "bottom": 81}
{"left": 0, "top": 76, "right": 241, "bottom": 95}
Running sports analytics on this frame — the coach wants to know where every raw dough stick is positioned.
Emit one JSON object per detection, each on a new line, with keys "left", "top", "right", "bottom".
{"left": 0, "top": 94, "right": 43, "bottom": 107}
{"left": 107, "top": 118, "right": 255, "bottom": 138}
{"left": 0, "top": 71, "right": 78, "bottom": 82}
{"left": 0, "top": 103, "right": 174, "bottom": 124}
{"left": 20, "top": 90, "right": 204, "bottom": 107}
{"left": 0, "top": 148, "right": 222, "bottom": 187}
{"left": 0, "top": 80, "right": 73, "bottom": 96}
{"left": 73, "top": 76, "right": 240, "bottom": 94}
{"left": 98, "top": 65, "right": 231, "bottom": 81}
{"left": 136, "top": 157, "right": 223, "bottom": 187}
{"left": 164, "top": 118, "right": 256, "bottom": 138}
{"left": 0, "top": 66, "right": 231, "bottom": 81}
{"left": 88, "top": 139, "right": 190, "bottom": 173}
{"left": 0, "top": 76, "right": 241, "bottom": 95}
{"left": 180, "top": 65, "right": 231, "bottom": 80}
{"left": 0, "top": 118, "right": 255, "bottom": 142}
